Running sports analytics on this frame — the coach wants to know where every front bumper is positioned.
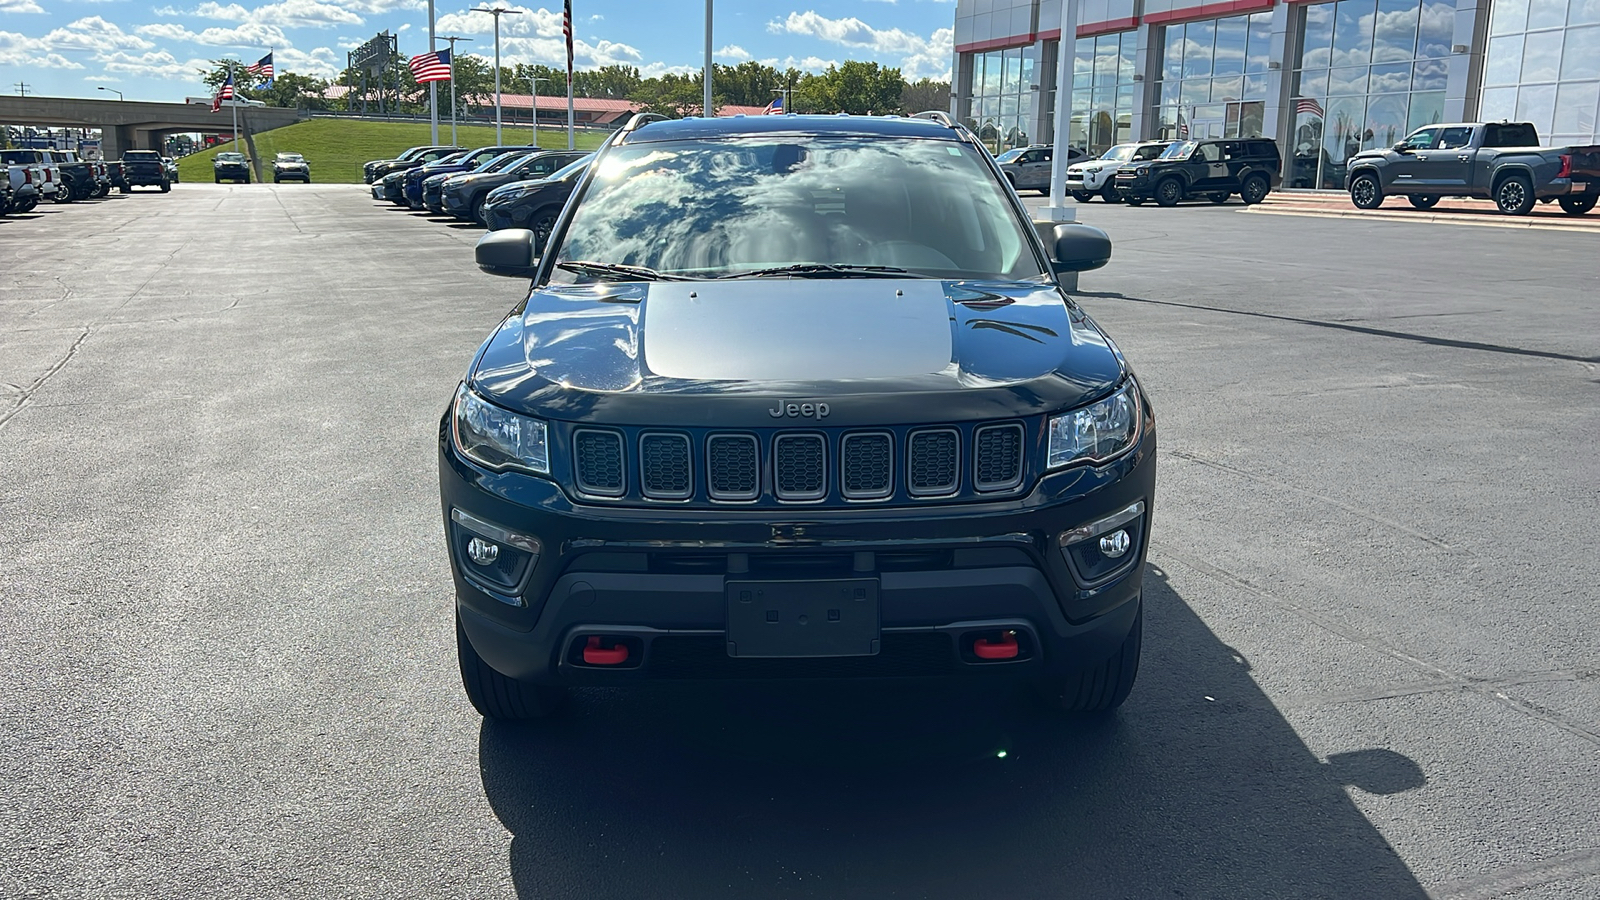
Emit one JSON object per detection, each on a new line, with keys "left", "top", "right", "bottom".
{"left": 440, "top": 414, "right": 1156, "bottom": 686}
{"left": 274, "top": 168, "right": 310, "bottom": 181}
{"left": 1114, "top": 176, "right": 1151, "bottom": 198}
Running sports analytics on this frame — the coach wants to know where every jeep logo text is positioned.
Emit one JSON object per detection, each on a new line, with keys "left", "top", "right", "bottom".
{"left": 768, "top": 401, "right": 830, "bottom": 419}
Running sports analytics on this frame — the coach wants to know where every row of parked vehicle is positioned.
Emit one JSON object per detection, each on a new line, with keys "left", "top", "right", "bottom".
{"left": 1, "top": 148, "right": 177, "bottom": 215}
{"left": 363, "top": 144, "right": 593, "bottom": 240}
{"left": 998, "top": 120, "right": 1599, "bottom": 216}
{"left": 999, "top": 138, "right": 1283, "bottom": 207}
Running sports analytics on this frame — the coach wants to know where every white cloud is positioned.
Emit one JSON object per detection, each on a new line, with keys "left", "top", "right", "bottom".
{"left": 98, "top": 48, "right": 212, "bottom": 80}
{"left": 0, "top": 30, "right": 84, "bottom": 68}
{"left": 716, "top": 44, "right": 750, "bottom": 61}
{"left": 768, "top": 11, "right": 952, "bottom": 80}
{"left": 46, "top": 16, "right": 154, "bottom": 52}
{"left": 276, "top": 44, "right": 340, "bottom": 76}
{"left": 0, "top": 0, "right": 45, "bottom": 13}
{"left": 639, "top": 61, "right": 697, "bottom": 78}
{"left": 438, "top": 5, "right": 648, "bottom": 71}
{"left": 193, "top": 1, "right": 249, "bottom": 20}
{"left": 135, "top": 20, "right": 288, "bottom": 48}
{"left": 761, "top": 55, "right": 841, "bottom": 73}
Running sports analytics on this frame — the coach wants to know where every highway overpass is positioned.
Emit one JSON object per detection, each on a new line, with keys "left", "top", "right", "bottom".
{"left": 0, "top": 95, "right": 301, "bottom": 157}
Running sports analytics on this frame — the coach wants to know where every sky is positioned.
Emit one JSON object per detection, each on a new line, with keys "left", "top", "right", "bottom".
{"left": 0, "top": 0, "right": 956, "bottom": 102}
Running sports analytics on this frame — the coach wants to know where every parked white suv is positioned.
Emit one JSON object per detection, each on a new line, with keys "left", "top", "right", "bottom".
{"left": 1067, "top": 142, "right": 1171, "bottom": 202}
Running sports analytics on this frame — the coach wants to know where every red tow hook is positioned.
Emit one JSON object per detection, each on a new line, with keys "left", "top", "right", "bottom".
{"left": 973, "top": 631, "right": 1020, "bottom": 660}
{"left": 582, "top": 636, "right": 630, "bottom": 666}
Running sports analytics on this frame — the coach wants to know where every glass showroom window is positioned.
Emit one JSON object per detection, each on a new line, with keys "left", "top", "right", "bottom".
{"left": 961, "top": 45, "right": 1040, "bottom": 154}
{"left": 1481, "top": 0, "right": 1600, "bottom": 145}
{"left": 1155, "top": 12, "right": 1274, "bottom": 143}
{"left": 1069, "top": 32, "right": 1139, "bottom": 155}
{"left": 1289, "top": 0, "right": 1455, "bottom": 189}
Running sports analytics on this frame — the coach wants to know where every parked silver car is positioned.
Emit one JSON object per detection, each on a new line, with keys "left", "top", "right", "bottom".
{"left": 996, "top": 144, "right": 1089, "bottom": 193}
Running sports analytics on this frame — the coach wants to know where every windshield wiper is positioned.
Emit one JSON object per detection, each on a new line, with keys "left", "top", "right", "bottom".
{"left": 556, "top": 261, "right": 690, "bottom": 282}
{"left": 716, "top": 263, "right": 912, "bottom": 279}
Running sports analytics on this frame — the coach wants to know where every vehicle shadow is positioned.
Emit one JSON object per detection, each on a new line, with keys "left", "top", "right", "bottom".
{"left": 478, "top": 565, "right": 1429, "bottom": 899}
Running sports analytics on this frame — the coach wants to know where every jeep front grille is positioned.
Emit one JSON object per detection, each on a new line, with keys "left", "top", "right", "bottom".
{"left": 639, "top": 433, "right": 692, "bottom": 499}
{"left": 573, "top": 429, "right": 624, "bottom": 496}
{"left": 773, "top": 434, "right": 827, "bottom": 501}
{"left": 559, "top": 421, "right": 1028, "bottom": 506}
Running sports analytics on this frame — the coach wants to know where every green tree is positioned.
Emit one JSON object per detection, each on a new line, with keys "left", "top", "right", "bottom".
{"left": 900, "top": 78, "right": 950, "bottom": 115}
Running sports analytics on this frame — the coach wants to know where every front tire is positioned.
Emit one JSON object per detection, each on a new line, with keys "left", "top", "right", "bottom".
{"left": 1558, "top": 195, "right": 1597, "bottom": 215}
{"left": 1036, "top": 605, "right": 1142, "bottom": 713}
{"left": 531, "top": 206, "right": 561, "bottom": 247}
{"left": 1239, "top": 175, "right": 1270, "bottom": 205}
{"left": 1349, "top": 172, "right": 1384, "bottom": 209}
{"left": 1407, "top": 194, "right": 1440, "bottom": 210}
{"left": 1100, "top": 182, "right": 1120, "bottom": 202}
{"left": 1208, "top": 191, "right": 1230, "bottom": 204}
{"left": 1494, "top": 174, "right": 1535, "bottom": 215}
{"left": 1072, "top": 191, "right": 1094, "bottom": 202}
{"left": 457, "top": 614, "right": 565, "bottom": 720}
{"left": 1155, "top": 178, "right": 1184, "bottom": 207}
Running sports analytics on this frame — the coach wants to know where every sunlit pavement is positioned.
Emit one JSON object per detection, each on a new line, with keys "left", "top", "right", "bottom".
{"left": 2, "top": 185, "right": 1597, "bottom": 899}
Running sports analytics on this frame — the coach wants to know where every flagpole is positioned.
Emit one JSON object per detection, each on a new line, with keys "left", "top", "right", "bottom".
{"left": 230, "top": 61, "right": 239, "bottom": 156}
{"left": 565, "top": 0, "right": 575, "bottom": 149}
{"left": 428, "top": 0, "right": 439, "bottom": 144}
{"left": 441, "top": 36, "right": 472, "bottom": 147}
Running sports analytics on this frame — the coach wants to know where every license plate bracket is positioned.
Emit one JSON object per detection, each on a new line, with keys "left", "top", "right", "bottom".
{"left": 726, "top": 578, "right": 880, "bottom": 658}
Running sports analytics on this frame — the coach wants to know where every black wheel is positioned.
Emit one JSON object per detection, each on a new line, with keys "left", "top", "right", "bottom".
{"left": 531, "top": 206, "right": 561, "bottom": 247}
{"left": 1100, "top": 182, "right": 1120, "bottom": 202}
{"left": 160, "top": 182, "right": 170, "bottom": 193}
{"left": 274, "top": 177, "right": 281, "bottom": 184}
{"left": 457, "top": 614, "right": 565, "bottom": 720}
{"left": 117, "top": 185, "right": 130, "bottom": 194}
{"left": 1208, "top": 191, "right": 1230, "bottom": 204}
{"left": 1036, "top": 605, "right": 1142, "bottom": 713}
{"left": 54, "top": 182, "right": 74, "bottom": 203}
{"left": 469, "top": 194, "right": 486, "bottom": 224}
{"left": 1239, "top": 175, "right": 1270, "bottom": 205}
{"left": 1072, "top": 191, "right": 1094, "bottom": 202}
{"left": 1407, "top": 194, "right": 1440, "bottom": 210}
{"left": 1494, "top": 174, "right": 1535, "bottom": 215}
{"left": 17, "top": 198, "right": 37, "bottom": 213}
{"left": 1349, "top": 172, "right": 1383, "bottom": 209}
{"left": 214, "top": 175, "right": 221, "bottom": 183}
{"left": 1557, "top": 195, "right": 1597, "bottom": 215}
{"left": 1154, "top": 178, "right": 1183, "bottom": 207}
{"left": 1004, "top": 173, "right": 1017, "bottom": 191}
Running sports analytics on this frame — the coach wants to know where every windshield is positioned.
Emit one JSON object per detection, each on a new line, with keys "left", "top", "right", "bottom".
{"left": 125, "top": 151, "right": 160, "bottom": 160}
{"left": 1100, "top": 144, "right": 1141, "bottom": 161}
{"left": 994, "top": 148, "right": 1025, "bottom": 164}
{"left": 1160, "top": 141, "right": 1196, "bottom": 159}
{"left": 276, "top": 153, "right": 303, "bottom": 162}
{"left": 553, "top": 136, "right": 1043, "bottom": 282}
{"left": 550, "top": 154, "right": 594, "bottom": 182}
{"left": 477, "top": 152, "right": 528, "bottom": 174}
{"left": 216, "top": 153, "right": 245, "bottom": 162}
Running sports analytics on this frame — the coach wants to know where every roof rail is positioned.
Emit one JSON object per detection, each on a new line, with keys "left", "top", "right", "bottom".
{"left": 618, "top": 112, "right": 671, "bottom": 135}
{"left": 910, "top": 110, "right": 956, "bottom": 127}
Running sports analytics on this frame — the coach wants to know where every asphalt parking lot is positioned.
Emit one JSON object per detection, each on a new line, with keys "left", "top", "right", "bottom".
{"left": 2, "top": 184, "right": 1597, "bottom": 899}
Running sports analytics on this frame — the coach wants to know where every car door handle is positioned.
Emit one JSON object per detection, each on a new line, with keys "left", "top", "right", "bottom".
{"left": 1457, "top": 155, "right": 1471, "bottom": 161}
{"left": 1415, "top": 154, "right": 1428, "bottom": 161}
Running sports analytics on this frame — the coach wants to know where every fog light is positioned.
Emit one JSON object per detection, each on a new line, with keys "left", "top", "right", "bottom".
{"left": 1099, "top": 529, "right": 1130, "bottom": 558}
{"left": 467, "top": 537, "right": 500, "bottom": 566}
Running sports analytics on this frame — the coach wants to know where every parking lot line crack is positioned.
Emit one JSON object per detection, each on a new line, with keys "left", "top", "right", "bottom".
{"left": 1166, "top": 449, "right": 1454, "bottom": 550}
{"left": 1277, "top": 670, "right": 1592, "bottom": 708}
{"left": 0, "top": 326, "right": 91, "bottom": 431}
{"left": 116, "top": 239, "right": 192, "bottom": 313}
{"left": 1078, "top": 292, "right": 1600, "bottom": 364}
{"left": 1159, "top": 548, "right": 1600, "bottom": 749}
{"left": 1429, "top": 847, "right": 1600, "bottom": 900}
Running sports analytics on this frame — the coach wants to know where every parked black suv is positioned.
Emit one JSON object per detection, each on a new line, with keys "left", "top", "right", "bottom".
{"left": 1115, "top": 138, "right": 1281, "bottom": 206}
{"left": 441, "top": 114, "right": 1154, "bottom": 721}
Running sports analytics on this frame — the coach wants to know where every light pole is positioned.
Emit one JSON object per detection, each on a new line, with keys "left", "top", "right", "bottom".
{"left": 703, "top": 0, "right": 713, "bottom": 117}
{"left": 1042, "top": 0, "right": 1082, "bottom": 224}
{"left": 97, "top": 86, "right": 124, "bottom": 101}
{"left": 471, "top": 6, "right": 522, "bottom": 144}
{"left": 428, "top": 0, "right": 438, "bottom": 144}
{"left": 440, "top": 35, "right": 473, "bottom": 146}
{"left": 529, "top": 76, "right": 551, "bottom": 147}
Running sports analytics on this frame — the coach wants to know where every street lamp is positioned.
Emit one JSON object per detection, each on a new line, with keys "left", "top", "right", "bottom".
{"left": 529, "top": 76, "right": 551, "bottom": 147}
{"left": 471, "top": 6, "right": 522, "bottom": 144}
{"left": 440, "top": 35, "right": 474, "bottom": 146}
{"left": 97, "top": 86, "right": 123, "bottom": 101}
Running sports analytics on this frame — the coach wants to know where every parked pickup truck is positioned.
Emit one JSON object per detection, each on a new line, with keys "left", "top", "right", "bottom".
{"left": 1346, "top": 122, "right": 1600, "bottom": 215}
{"left": 47, "top": 150, "right": 100, "bottom": 201}
{"left": 121, "top": 150, "right": 170, "bottom": 191}
{"left": 1, "top": 149, "right": 63, "bottom": 204}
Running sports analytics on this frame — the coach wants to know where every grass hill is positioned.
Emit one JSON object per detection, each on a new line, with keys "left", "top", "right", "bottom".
{"left": 176, "top": 118, "right": 608, "bottom": 184}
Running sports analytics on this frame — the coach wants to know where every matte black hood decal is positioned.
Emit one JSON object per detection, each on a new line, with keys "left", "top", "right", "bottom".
{"left": 471, "top": 280, "right": 1125, "bottom": 426}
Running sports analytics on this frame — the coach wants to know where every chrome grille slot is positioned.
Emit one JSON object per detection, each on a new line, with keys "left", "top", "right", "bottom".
{"left": 773, "top": 433, "right": 827, "bottom": 501}
{"left": 974, "top": 423, "right": 1024, "bottom": 491}
{"left": 907, "top": 428, "right": 960, "bottom": 496}
{"left": 840, "top": 432, "right": 893, "bottom": 499}
{"left": 573, "top": 429, "right": 624, "bottom": 496}
{"left": 639, "top": 432, "right": 692, "bottom": 499}
{"left": 706, "top": 434, "right": 759, "bottom": 500}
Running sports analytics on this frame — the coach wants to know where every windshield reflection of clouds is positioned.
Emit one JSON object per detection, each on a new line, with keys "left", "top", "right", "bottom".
{"left": 555, "top": 137, "right": 1040, "bottom": 281}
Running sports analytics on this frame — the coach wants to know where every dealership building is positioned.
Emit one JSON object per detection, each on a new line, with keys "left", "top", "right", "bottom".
{"left": 951, "top": 0, "right": 1600, "bottom": 188}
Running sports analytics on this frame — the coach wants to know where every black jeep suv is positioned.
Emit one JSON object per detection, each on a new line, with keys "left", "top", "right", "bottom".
{"left": 1115, "top": 138, "right": 1281, "bottom": 206}
{"left": 441, "top": 114, "right": 1155, "bottom": 720}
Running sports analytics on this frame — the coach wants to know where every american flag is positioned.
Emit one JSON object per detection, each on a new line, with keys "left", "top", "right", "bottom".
{"left": 764, "top": 95, "right": 784, "bottom": 115}
{"left": 1295, "top": 97, "right": 1325, "bottom": 117}
{"left": 409, "top": 48, "right": 452, "bottom": 84}
{"left": 563, "top": 0, "right": 574, "bottom": 85}
{"left": 211, "top": 73, "right": 234, "bottom": 112}
{"left": 247, "top": 51, "right": 273, "bottom": 87}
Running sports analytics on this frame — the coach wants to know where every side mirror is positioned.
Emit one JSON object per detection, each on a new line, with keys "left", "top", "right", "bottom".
{"left": 1393, "top": 141, "right": 1413, "bottom": 153}
{"left": 475, "top": 229, "right": 540, "bottom": 278}
{"left": 1048, "top": 222, "right": 1112, "bottom": 274}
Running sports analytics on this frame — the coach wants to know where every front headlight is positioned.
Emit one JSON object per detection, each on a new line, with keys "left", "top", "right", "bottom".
{"left": 1047, "top": 381, "right": 1140, "bottom": 469}
{"left": 451, "top": 384, "right": 549, "bottom": 474}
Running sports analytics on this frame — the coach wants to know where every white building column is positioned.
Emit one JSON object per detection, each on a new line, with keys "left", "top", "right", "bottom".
{"left": 1264, "top": 1, "right": 1295, "bottom": 150}
{"left": 1446, "top": 0, "right": 1490, "bottom": 121}
{"left": 1131, "top": 22, "right": 1160, "bottom": 140}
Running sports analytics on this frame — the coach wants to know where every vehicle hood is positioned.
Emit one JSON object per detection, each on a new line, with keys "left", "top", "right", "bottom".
{"left": 485, "top": 178, "right": 558, "bottom": 205}
{"left": 449, "top": 172, "right": 498, "bottom": 189}
{"left": 471, "top": 279, "right": 1126, "bottom": 426}
{"left": 1117, "top": 160, "right": 1165, "bottom": 173}
{"left": 275, "top": 160, "right": 307, "bottom": 168}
